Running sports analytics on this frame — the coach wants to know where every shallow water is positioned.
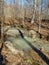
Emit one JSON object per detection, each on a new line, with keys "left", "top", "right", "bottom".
{"left": 6, "top": 36, "right": 49, "bottom": 52}
{"left": 4, "top": 27, "right": 49, "bottom": 52}
{"left": 7, "top": 37, "right": 32, "bottom": 50}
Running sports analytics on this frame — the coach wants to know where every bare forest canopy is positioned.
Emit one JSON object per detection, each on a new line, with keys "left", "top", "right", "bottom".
{"left": 0, "top": 0, "right": 49, "bottom": 20}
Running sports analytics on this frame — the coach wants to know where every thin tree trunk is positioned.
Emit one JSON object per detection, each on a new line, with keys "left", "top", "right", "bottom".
{"left": 0, "top": 0, "right": 4, "bottom": 42}
{"left": 39, "top": 0, "right": 42, "bottom": 33}
{"left": 1, "top": 0, "right": 4, "bottom": 43}
{"left": 31, "top": 0, "right": 37, "bottom": 24}
{"left": 22, "top": 0, "right": 25, "bottom": 26}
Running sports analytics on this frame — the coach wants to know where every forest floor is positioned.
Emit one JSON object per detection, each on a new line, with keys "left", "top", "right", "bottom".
{"left": 0, "top": 38, "right": 49, "bottom": 65}
{"left": 0, "top": 18, "right": 49, "bottom": 65}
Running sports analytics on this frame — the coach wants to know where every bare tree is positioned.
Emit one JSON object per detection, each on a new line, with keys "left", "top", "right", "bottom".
{"left": 46, "top": 1, "right": 49, "bottom": 19}
{"left": 31, "top": 0, "right": 37, "bottom": 24}
{"left": 0, "top": 0, "right": 4, "bottom": 41}
{"left": 38, "top": 0, "right": 42, "bottom": 33}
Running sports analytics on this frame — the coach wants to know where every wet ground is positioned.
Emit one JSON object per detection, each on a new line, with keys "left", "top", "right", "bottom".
{"left": 3, "top": 27, "right": 49, "bottom": 65}
{"left": 6, "top": 36, "right": 49, "bottom": 52}
{"left": 4, "top": 26, "right": 49, "bottom": 52}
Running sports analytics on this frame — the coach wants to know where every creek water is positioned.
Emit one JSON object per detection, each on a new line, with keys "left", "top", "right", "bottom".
{"left": 4, "top": 27, "right": 49, "bottom": 52}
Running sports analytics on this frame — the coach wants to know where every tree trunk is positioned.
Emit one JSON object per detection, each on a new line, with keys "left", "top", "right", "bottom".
{"left": 39, "top": 0, "right": 42, "bottom": 33}
{"left": 0, "top": 0, "right": 4, "bottom": 42}
{"left": 31, "top": 0, "right": 37, "bottom": 24}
